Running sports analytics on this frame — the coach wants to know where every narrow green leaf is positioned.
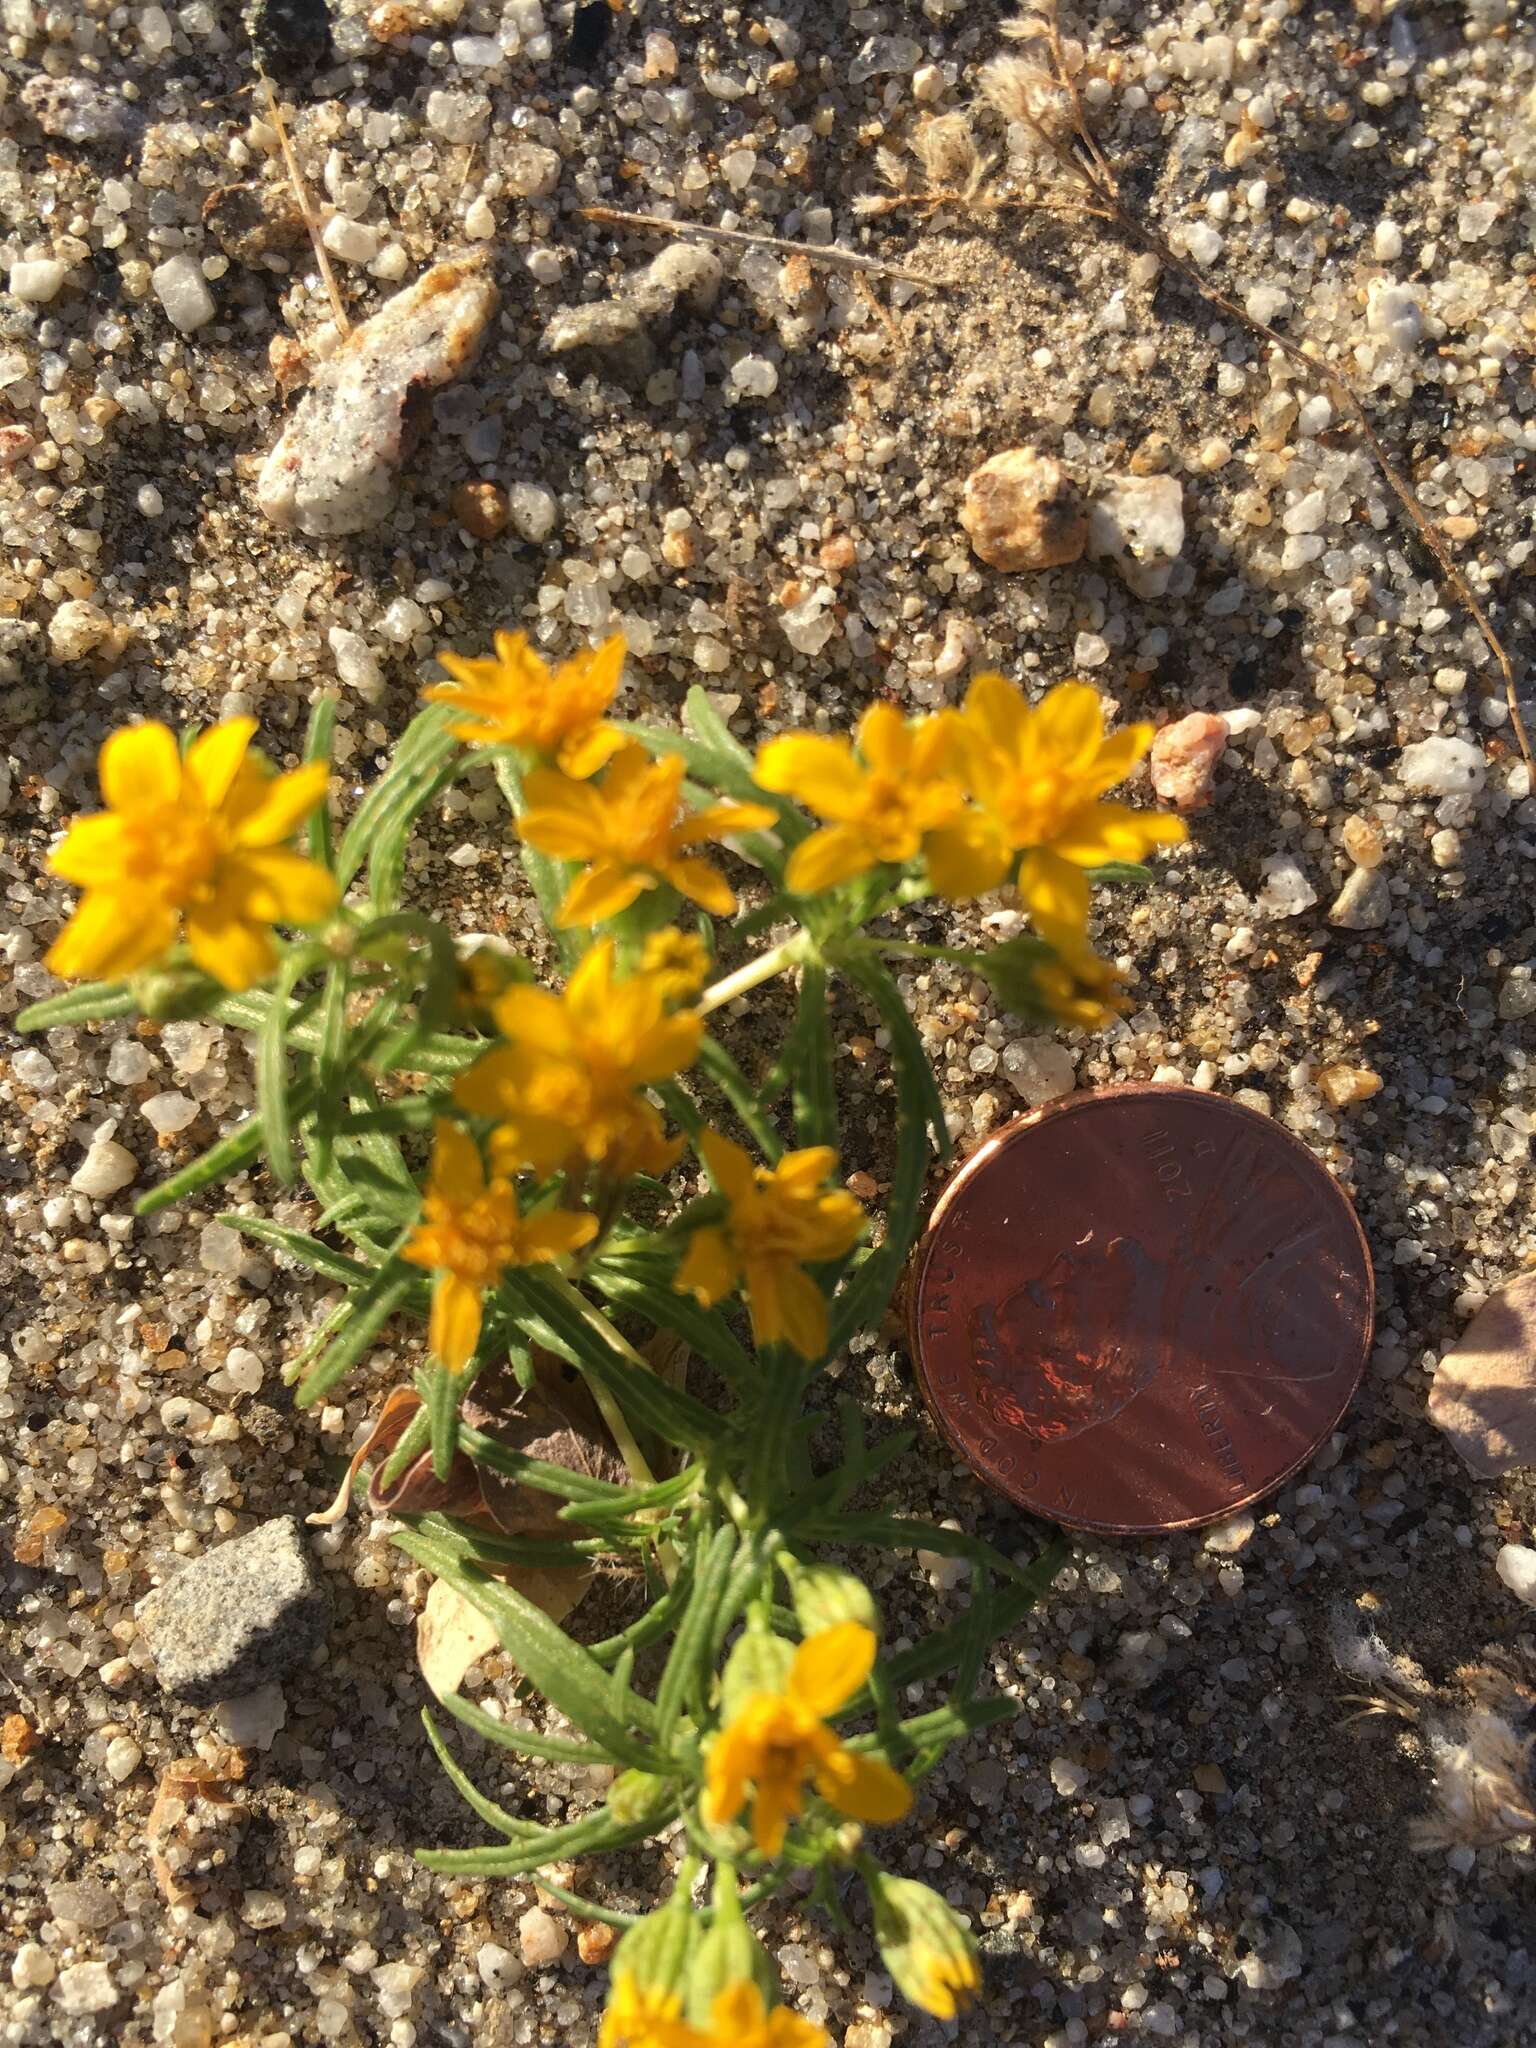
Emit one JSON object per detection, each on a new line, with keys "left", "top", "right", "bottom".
{"left": 257, "top": 953, "right": 310, "bottom": 1187}
{"left": 456, "top": 1423, "right": 630, "bottom": 1503}
{"left": 135, "top": 1079, "right": 316, "bottom": 1217}
{"left": 17, "top": 981, "right": 136, "bottom": 1031}
{"left": 335, "top": 706, "right": 459, "bottom": 891}
{"left": 304, "top": 692, "right": 339, "bottom": 868}
{"left": 789, "top": 962, "right": 836, "bottom": 1148}
{"left": 801, "top": 1512, "right": 1038, "bottom": 1589}
{"left": 417, "top": 1811, "right": 666, "bottom": 1878}
{"left": 435, "top": 1694, "right": 618, "bottom": 1770}
{"left": 655, "top": 1522, "right": 738, "bottom": 1748}
{"left": 696, "top": 1038, "right": 783, "bottom": 1163}
{"left": 586, "top": 1256, "right": 753, "bottom": 1392}
{"left": 296, "top": 1259, "right": 415, "bottom": 1407}
{"left": 421, "top": 1365, "right": 461, "bottom": 1482}
{"left": 421, "top": 1709, "right": 571, "bottom": 1837}
{"left": 218, "top": 1214, "right": 387, "bottom": 1289}
{"left": 878, "top": 1536, "right": 1068, "bottom": 1697}
{"left": 1088, "top": 860, "right": 1154, "bottom": 888}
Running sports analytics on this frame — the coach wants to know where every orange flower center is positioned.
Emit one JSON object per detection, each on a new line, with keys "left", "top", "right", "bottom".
{"left": 421, "top": 1186, "right": 521, "bottom": 1285}
{"left": 122, "top": 804, "right": 223, "bottom": 903}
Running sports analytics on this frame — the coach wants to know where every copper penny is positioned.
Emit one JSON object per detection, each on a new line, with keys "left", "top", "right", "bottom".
{"left": 907, "top": 1084, "right": 1375, "bottom": 1535}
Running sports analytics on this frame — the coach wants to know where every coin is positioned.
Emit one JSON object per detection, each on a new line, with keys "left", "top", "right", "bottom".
{"left": 907, "top": 1085, "right": 1375, "bottom": 1535}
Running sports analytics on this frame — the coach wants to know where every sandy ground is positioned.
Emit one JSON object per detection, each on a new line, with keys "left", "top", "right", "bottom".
{"left": 4, "top": 0, "right": 1536, "bottom": 2043}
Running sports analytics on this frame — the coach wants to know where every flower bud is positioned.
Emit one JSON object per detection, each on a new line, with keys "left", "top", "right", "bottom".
{"left": 607, "top": 1884, "right": 695, "bottom": 1995}
{"left": 866, "top": 1871, "right": 981, "bottom": 2020}
{"left": 685, "top": 1872, "right": 777, "bottom": 2025}
{"left": 784, "top": 1560, "right": 880, "bottom": 1640}
{"left": 606, "top": 1769, "right": 673, "bottom": 1827}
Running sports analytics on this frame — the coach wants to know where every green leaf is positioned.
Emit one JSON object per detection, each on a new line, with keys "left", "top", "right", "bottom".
{"left": 1089, "top": 860, "right": 1154, "bottom": 888}
{"left": 492, "top": 754, "right": 579, "bottom": 968}
{"left": 802, "top": 1512, "right": 1039, "bottom": 1589}
{"left": 436, "top": 1691, "right": 622, "bottom": 1767}
{"left": 296, "top": 1257, "right": 415, "bottom": 1407}
{"left": 218, "top": 1214, "right": 390, "bottom": 1290}
{"left": 17, "top": 981, "right": 136, "bottom": 1031}
{"left": 393, "top": 1527, "right": 658, "bottom": 1767}
{"left": 335, "top": 706, "right": 459, "bottom": 892}
{"left": 654, "top": 1522, "right": 738, "bottom": 1749}
{"left": 416, "top": 1811, "right": 667, "bottom": 1879}
{"left": 878, "top": 1536, "right": 1068, "bottom": 1697}
{"left": 423, "top": 1707, "right": 599, "bottom": 1832}
{"left": 456, "top": 1422, "right": 629, "bottom": 1504}
{"left": 135, "top": 1082, "right": 315, "bottom": 1218}
{"left": 420, "top": 1364, "right": 461, "bottom": 1482}
{"left": 788, "top": 962, "right": 836, "bottom": 1148}
{"left": 257, "top": 952, "right": 313, "bottom": 1187}
{"left": 586, "top": 1254, "right": 754, "bottom": 1393}
{"left": 696, "top": 1037, "right": 783, "bottom": 1163}
{"left": 304, "top": 692, "right": 339, "bottom": 868}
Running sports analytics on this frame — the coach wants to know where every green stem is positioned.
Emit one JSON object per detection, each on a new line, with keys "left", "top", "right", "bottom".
{"left": 697, "top": 935, "right": 808, "bottom": 1017}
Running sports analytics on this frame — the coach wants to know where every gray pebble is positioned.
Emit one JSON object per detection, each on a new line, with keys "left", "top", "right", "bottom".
{"left": 1327, "top": 865, "right": 1391, "bottom": 931}
{"left": 136, "top": 1516, "right": 330, "bottom": 1705}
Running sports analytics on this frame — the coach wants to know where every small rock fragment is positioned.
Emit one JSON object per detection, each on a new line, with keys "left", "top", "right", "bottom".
{"left": 1002, "top": 1038, "right": 1076, "bottom": 1106}
{"left": 257, "top": 255, "right": 499, "bottom": 537}
{"left": 1398, "top": 736, "right": 1485, "bottom": 797}
{"left": 632, "top": 243, "right": 723, "bottom": 316}
{"left": 1340, "top": 815, "right": 1384, "bottom": 868}
{"left": 960, "top": 449, "right": 1087, "bottom": 572}
{"left": 1428, "top": 1274, "right": 1536, "bottom": 1479}
{"left": 48, "top": 598, "right": 113, "bottom": 661}
{"left": 576, "top": 1922, "right": 617, "bottom": 1965}
{"left": 321, "top": 216, "right": 380, "bottom": 267}
{"left": 152, "top": 254, "right": 216, "bottom": 334}
{"left": 1496, "top": 1544, "right": 1536, "bottom": 1608}
{"left": 1087, "top": 474, "right": 1185, "bottom": 598}
{"left": 452, "top": 480, "right": 511, "bottom": 538}
{"left": 518, "top": 1906, "right": 568, "bottom": 1968}
{"left": 1497, "top": 966, "right": 1535, "bottom": 1021}
{"left": 508, "top": 481, "right": 559, "bottom": 543}
{"left": 22, "top": 73, "right": 143, "bottom": 149}
{"left": 541, "top": 299, "right": 644, "bottom": 354}
{"left": 8, "top": 259, "right": 68, "bottom": 304}
{"left": 70, "top": 1135, "right": 138, "bottom": 1198}
{"left": 1203, "top": 1511, "right": 1255, "bottom": 1555}
{"left": 505, "top": 141, "right": 562, "bottom": 198}
{"left": 1328, "top": 866, "right": 1390, "bottom": 931}
{"left": 1255, "top": 855, "right": 1316, "bottom": 919}
{"left": 136, "top": 1516, "right": 331, "bottom": 1705}
{"left": 1149, "top": 712, "right": 1227, "bottom": 812}
{"left": 213, "top": 1680, "right": 288, "bottom": 1752}
{"left": 53, "top": 1963, "right": 118, "bottom": 2018}
{"left": 1366, "top": 280, "right": 1424, "bottom": 350}
{"left": 244, "top": 0, "right": 333, "bottom": 78}
{"left": 1317, "top": 1065, "right": 1382, "bottom": 1110}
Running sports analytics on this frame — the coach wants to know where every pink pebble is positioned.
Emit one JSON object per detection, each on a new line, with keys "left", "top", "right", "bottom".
{"left": 1149, "top": 712, "right": 1228, "bottom": 812}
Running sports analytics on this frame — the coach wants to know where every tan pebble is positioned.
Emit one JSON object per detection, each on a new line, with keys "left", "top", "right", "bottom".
{"left": 846, "top": 1170, "right": 878, "bottom": 1200}
{"left": 367, "top": 1, "right": 415, "bottom": 37}
{"left": 451, "top": 481, "right": 510, "bottom": 540}
{"left": 2, "top": 1713, "right": 42, "bottom": 1763}
{"left": 776, "top": 577, "right": 807, "bottom": 608}
{"left": 267, "top": 333, "right": 309, "bottom": 393}
{"left": 1193, "top": 1762, "right": 1228, "bottom": 1795}
{"left": 660, "top": 528, "right": 694, "bottom": 570}
{"left": 1149, "top": 712, "right": 1228, "bottom": 812}
{"left": 959, "top": 448, "right": 1087, "bottom": 572}
{"left": 818, "top": 531, "right": 857, "bottom": 573}
{"left": 1442, "top": 514, "right": 1478, "bottom": 542}
{"left": 575, "top": 1923, "right": 617, "bottom": 1965}
{"left": 1128, "top": 431, "right": 1174, "bottom": 476}
{"left": 1318, "top": 1064, "right": 1383, "bottom": 1109}
{"left": 1340, "top": 815, "right": 1384, "bottom": 867}
{"left": 517, "top": 1905, "right": 567, "bottom": 1968}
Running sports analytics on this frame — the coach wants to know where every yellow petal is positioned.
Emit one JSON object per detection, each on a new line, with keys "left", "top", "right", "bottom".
{"left": 45, "top": 891, "right": 176, "bottom": 981}
{"left": 48, "top": 813, "right": 127, "bottom": 888}
{"left": 431, "top": 1121, "right": 484, "bottom": 1203}
{"left": 699, "top": 1127, "right": 757, "bottom": 1205}
{"left": 556, "top": 723, "right": 627, "bottom": 779}
{"left": 750, "top": 1771, "right": 800, "bottom": 1858}
{"left": 519, "top": 791, "right": 609, "bottom": 862}
{"left": 1048, "top": 800, "right": 1188, "bottom": 865}
{"left": 518, "top": 1207, "right": 599, "bottom": 1263}
{"left": 227, "top": 759, "right": 331, "bottom": 847}
{"left": 910, "top": 708, "right": 964, "bottom": 781}
{"left": 1032, "top": 680, "right": 1105, "bottom": 765}
{"left": 922, "top": 817, "right": 1009, "bottom": 900}
{"left": 231, "top": 848, "right": 338, "bottom": 926}
{"left": 702, "top": 1719, "right": 756, "bottom": 1828}
{"left": 789, "top": 1621, "right": 876, "bottom": 1717}
{"left": 663, "top": 855, "right": 736, "bottom": 917}
{"left": 675, "top": 1224, "right": 737, "bottom": 1307}
{"left": 753, "top": 734, "right": 864, "bottom": 819}
{"left": 679, "top": 798, "right": 778, "bottom": 843}
{"left": 431, "top": 1272, "right": 483, "bottom": 1373}
{"left": 814, "top": 1742, "right": 913, "bottom": 1825}
{"left": 784, "top": 824, "right": 876, "bottom": 897}
{"left": 767, "top": 1263, "right": 830, "bottom": 1361}
{"left": 183, "top": 904, "right": 277, "bottom": 990}
{"left": 774, "top": 1145, "right": 839, "bottom": 1193}
{"left": 627, "top": 1009, "right": 703, "bottom": 1084}
{"left": 1016, "top": 848, "right": 1090, "bottom": 937}
{"left": 100, "top": 722, "right": 181, "bottom": 811}
{"left": 557, "top": 862, "right": 648, "bottom": 927}
{"left": 564, "top": 937, "right": 616, "bottom": 1017}
{"left": 490, "top": 985, "right": 576, "bottom": 1058}
{"left": 184, "top": 717, "right": 258, "bottom": 809}
{"left": 856, "top": 701, "right": 908, "bottom": 774}
{"left": 1083, "top": 721, "right": 1154, "bottom": 794}
{"left": 961, "top": 672, "right": 1027, "bottom": 755}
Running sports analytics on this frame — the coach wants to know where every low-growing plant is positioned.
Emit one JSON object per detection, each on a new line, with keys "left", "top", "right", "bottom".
{"left": 22, "top": 636, "right": 1185, "bottom": 2039}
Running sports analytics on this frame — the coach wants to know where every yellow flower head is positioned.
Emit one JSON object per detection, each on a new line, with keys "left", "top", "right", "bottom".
{"left": 425, "top": 630, "right": 627, "bottom": 779}
{"left": 754, "top": 703, "right": 966, "bottom": 896}
{"left": 867, "top": 1872, "right": 982, "bottom": 2022}
{"left": 455, "top": 939, "right": 700, "bottom": 1181}
{"left": 599, "top": 1974, "right": 700, "bottom": 2048}
{"left": 640, "top": 928, "right": 711, "bottom": 1005}
{"left": 519, "top": 744, "right": 776, "bottom": 928}
{"left": 703, "top": 1622, "right": 911, "bottom": 1857}
{"left": 403, "top": 1122, "right": 598, "bottom": 1371}
{"left": 45, "top": 718, "right": 335, "bottom": 992}
{"left": 700, "top": 1983, "right": 829, "bottom": 2048}
{"left": 925, "top": 675, "right": 1186, "bottom": 936}
{"left": 1032, "top": 933, "right": 1129, "bottom": 1031}
{"left": 676, "top": 1130, "right": 865, "bottom": 1360}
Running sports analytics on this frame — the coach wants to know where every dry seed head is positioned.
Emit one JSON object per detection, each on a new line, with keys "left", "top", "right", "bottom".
{"left": 1411, "top": 1708, "right": 1536, "bottom": 1853}
{"left": 976, "top": 53, "right": 1074, "bottom": 144}
{"left": 911, "top": 109, "right": 985, "bottom": 191}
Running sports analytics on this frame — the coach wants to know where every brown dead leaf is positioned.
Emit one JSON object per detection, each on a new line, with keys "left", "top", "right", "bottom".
{"left": 417, "top": 1564, "right": 593, "bottom": 1698}
{"left": 1428, "top": 1273, "right": 1536, "bottom": 1478}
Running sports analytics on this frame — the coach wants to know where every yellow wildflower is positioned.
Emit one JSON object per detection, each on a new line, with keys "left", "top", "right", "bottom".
{"left": 703, "top": 1622, "right": 911, "bottom": 1857}
{"left": 640, "top": 927, "right": 711, "bottom": 1004}
{"left": 867, "top": 1873, "right": 981, "bottom": 2021}
{"left": 925, "top": 675, "right": 1186, "bottom": 936}
{"left": 1032, "top": 933, "right": 1129, "bottom": 1031}
{"left": 455, "top": 939, "right": 699, "bottom": 1180}
{"left": 425, "top": 630, "right": 627, "bottom": 778}
{"left": 599, "top": 1975, "right": 702, "bottom": 2048}
{"left": 754, "top": 703, "right": 965, "bottom": 895}
{"left": 698, "top": 1983, "right": 829, "bottom": 2048}
{"left": 45, "top": 718, "right": 335, "bottom": 992}
{"left": 403, "top": 1123, "right": 597, "bottom": 1372}
{"left": 676, "top": 1131, "right": 865, "bottom": 1360}
{"left": 519, "top": 745, "right": 776, "bottom": 928}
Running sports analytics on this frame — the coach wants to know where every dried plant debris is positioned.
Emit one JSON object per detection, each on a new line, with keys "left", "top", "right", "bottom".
{"left": 256, "top": 253, "right": 498, "bottom": 536}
